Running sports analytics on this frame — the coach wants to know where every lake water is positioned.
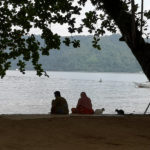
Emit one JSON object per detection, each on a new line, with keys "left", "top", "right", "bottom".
{"left": 0, "top": 70, "right": 150, "bottom": 114}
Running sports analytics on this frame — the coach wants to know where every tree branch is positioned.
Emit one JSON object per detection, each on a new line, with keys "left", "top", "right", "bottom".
{"left": 99, "top": 0, "right": 150, "bottom": 80}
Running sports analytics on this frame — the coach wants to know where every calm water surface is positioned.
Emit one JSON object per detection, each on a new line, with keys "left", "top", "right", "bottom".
{"left": 0, "top": 70, "right": 150, "bottom": 114}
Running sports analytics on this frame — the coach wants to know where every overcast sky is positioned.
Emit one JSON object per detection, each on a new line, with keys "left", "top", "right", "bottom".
{"left": 30, "top": 0, "right": 150, "bottom": 36}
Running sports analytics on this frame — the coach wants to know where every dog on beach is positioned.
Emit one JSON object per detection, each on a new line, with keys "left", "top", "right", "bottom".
{"left": 94, "top": 108, "right": 105, "bottom": 115}
{"left": 115, "top": 109, "right": 125, "bottom": 115}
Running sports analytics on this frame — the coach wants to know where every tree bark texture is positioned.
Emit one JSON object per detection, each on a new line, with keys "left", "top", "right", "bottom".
{"left": 100, "top": 0, "right": 150, "bottom": 80}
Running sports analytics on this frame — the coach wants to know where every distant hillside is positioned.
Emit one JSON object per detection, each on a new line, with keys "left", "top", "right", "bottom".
{"left": 10, "top": 34, "right": 142, "bottom": 72}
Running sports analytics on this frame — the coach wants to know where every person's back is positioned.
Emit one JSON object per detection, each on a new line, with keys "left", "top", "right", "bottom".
{"left": 77, "top": 96, "right": 92, "bottom": 110}
{"left": 51, "top": 91, "right": 69, "bottom": 114}
{"left": 72, "top": 92, "right": 94, "bottom": 114}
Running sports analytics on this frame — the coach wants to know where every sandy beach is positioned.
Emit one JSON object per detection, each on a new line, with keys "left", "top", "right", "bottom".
{"left": 0, "top": 114, "right": 150, "bottom": 150}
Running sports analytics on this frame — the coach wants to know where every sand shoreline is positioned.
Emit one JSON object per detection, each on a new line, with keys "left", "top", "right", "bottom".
{"left": 1, "top": 113, "right": 150, "bottom": 119}
{"left": 0, "top": 114, "right": 150, "bottom": 150}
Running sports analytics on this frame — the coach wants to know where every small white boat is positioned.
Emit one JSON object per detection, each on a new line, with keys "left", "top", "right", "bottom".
{"left": 99, "top": 79, "right": 102, "bottom": 82}
{"left": 134, "top": 82, "right": 150, "bottom": 88}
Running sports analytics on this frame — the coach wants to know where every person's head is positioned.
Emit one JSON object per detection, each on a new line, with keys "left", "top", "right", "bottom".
{"left": 80, "top": 92, "right": 87, "bottom": 98}
{"left": 54, "top": 91, "right": 61, "bottom": 98}
{"left": 102, "top": 108, "right": 105, "bottom": 111}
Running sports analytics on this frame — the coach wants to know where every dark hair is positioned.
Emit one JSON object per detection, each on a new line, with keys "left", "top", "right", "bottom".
{"left": 54, "top": 91, "right": 61, "bottom": 97}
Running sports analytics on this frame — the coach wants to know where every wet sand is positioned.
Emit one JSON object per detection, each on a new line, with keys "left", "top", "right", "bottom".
{"left": 0, "top": 114, "right": 150, "bottom": 150}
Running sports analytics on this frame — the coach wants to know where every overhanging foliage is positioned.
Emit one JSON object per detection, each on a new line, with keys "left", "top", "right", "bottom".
{"left": 0, "top": 0, "right": 150, "bottom": 79}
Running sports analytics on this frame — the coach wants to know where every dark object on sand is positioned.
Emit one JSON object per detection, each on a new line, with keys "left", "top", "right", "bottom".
{"left": 144, "top": 102, "right": 150, "bottom": 114}
{"left": 115, "top": 109, "right": 124, "bottom": 115}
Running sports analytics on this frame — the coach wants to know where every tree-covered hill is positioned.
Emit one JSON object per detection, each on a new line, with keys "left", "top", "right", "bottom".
{"left": 10, "top": 34, "right": 142, "bottom": 72}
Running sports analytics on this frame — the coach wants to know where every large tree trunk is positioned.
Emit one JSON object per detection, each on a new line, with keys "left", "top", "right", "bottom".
{"left": 100, "top": 0, "right": 150, "bottom": 80}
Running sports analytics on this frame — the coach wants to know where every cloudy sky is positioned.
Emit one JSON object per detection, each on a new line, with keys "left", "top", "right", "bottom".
{"left": 30, "top": 0, "right": 150, "bottom": 36}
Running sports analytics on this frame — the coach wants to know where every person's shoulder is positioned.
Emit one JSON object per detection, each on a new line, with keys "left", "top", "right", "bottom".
{"left": 88, "top": 97, "right": 91, "bottom": 100}
{"left": 61, "top": 97, "right": 67, "bottom": 101}
{"left": 86, "top": 96, "right": 91, "bottom": 100}
{"left": 61, "top": 97, "right": 68, "bottom": 103}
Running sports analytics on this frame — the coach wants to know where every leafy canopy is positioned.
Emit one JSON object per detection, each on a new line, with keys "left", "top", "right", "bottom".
{"left": 0, "top": 0, "right": 149, "bottom": 78}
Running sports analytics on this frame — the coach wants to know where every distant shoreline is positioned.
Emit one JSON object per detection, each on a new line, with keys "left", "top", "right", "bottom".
{"left": 1, "top": 114, "right": 150, "bottom": 119}
{"left": 8, "top": 69, "right": 144, "bottom": 74}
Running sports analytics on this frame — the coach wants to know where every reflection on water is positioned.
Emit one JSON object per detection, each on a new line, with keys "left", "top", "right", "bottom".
{"left": 0, "top": 70, "right": 149, "bottom": 114}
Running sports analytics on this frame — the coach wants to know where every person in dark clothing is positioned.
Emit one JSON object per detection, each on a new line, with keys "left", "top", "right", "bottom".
{"left": 51, "top": 91, "right": 69, "bottom": 114}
